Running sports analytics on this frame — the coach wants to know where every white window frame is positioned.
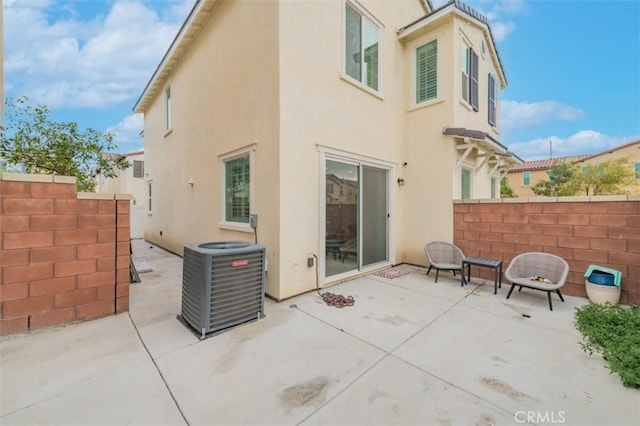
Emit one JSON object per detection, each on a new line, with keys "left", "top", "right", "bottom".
{"left": 491, "top": 175, "right": 499, "bottom": 199}
{"left": 146, "top": 180, "right": 153, "bottom": 215}
{"left": 461, "top": 166, "right": 473, "bottom": 200}
{"left": 461, "top": 39, "right": 470, "bottom": 104}
{"left": 488, "top": 73, "right": 499, "bottom": 127}
{"left": 219, "top": 145, "right": 255, "bottom": 233}
{"left": 342, "top": 1, "right": 383, "bottom": 97}
{"left": 414, "top": 37, "right": 439, "bottom": 106}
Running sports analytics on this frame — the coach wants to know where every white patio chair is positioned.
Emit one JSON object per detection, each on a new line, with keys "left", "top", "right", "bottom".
{"left": 504, "top": 252, "right": 569, "bottom": 311}
{"left": 424, "top": 241, "right": 465, "bottom": 283}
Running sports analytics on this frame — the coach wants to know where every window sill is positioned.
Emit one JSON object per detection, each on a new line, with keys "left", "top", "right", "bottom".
{"left": 219, "top": 222, "right": 254, "bottom": 233}
{"left": 340, "top": 74, "right": 383, "bottom": 100}
{"left": 164, "top": 128, "right": 173, "bottom": 137}
{"left": 407, "top": 98, "right": 444, "bottom": 112}
{"left": 459, "top": 99, "right": 473, "bottom": 111}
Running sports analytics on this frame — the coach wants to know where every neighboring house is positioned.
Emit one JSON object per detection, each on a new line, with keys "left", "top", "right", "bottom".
{"left": 505, "top": 155, "right": 589, "bottom": 198}
{"left": 506, "top": 140, "right": 640, "bottom": 197}
{"left": 133, "top": 0, "right": 521, "bottom": 300}
{"left": 95, "top": 149, "right": 146, "bottom": 238}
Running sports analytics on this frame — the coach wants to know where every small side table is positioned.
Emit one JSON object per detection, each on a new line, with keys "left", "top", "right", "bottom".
{"left": 461, "top": 257, "right": 503, "bottom": 294}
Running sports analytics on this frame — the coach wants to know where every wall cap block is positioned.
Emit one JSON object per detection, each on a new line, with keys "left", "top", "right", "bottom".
{"left": 628, "top": 195, "right": 640, "bottom": 201}
{"left": 1, "top": 172, "right": 52, "bottom": 183}
{"left": 591, "top": 195, "right": 628, "bottom": 202}
{"left": 461, "top": 199, "right": 480, "bottom": 204}
{"left": 53, "top": 175, "right": 77, "bottom": 184}
{"left": 527, "top": 196, "right": 557, "bottom": 203}
{"left": 501, "top": 198, "right": 526, "bottom": 204}
{"left": 558, "top": 196, "right": 589, "bottom": 202}
{"left": 478, "top": 198, "right": 500, "bottom": 203}
{"left": 78, "top": 192, "right": 115, "bottom": 200}
{"left": 115, "top": 194, "right": 133, "bottom": 200}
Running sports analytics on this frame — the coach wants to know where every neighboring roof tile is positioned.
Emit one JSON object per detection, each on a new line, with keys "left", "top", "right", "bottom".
{"left": 507, "top": 155, "right": 590, "bottom": 172}
{"left": 574, "top": 139, "right": 640, "bottom": 163}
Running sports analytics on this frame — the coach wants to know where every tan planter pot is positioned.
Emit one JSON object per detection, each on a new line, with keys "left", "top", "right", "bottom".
{"left": 585, "top": 280, "right": 621, "bottom": 306}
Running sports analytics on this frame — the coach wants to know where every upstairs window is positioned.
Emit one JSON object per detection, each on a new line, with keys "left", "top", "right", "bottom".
{"left": 165, "top": 86, "right": 172, "bottom": 130}
{"left": 488, "top": 74, "right": 499, "bottom": 126}
{"left": 461, "top": 41, "right": 479, "bottom": 110}
{"left": 491, "top": 176, "right": 498, "bottom": 198}
{"left": 523, "top": 172, "right": 531, "bottom": 186}
{"left": 345, "top": 3, "right": 380, "bottom": 91}
{"left": 133, "top": 160, "right": 144, "bottom": 178}
{"left": 416, "top": 40, "right": 438, "bottom": 103}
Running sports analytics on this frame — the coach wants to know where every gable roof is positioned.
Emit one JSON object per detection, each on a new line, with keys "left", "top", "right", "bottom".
{"left": 133, "top": 0, "right": 219, "bottom": 114}
{"left": 398, "top": 0, "right": 507, "bottom": 87}
{"left": 507, "top": 139, "right": 640, "bottom": 172}
{"left": 133, "top": 0, "right": 433, "bottom": 114}
{"left": 574, "top": 139, "right": 640, "bottom": 163}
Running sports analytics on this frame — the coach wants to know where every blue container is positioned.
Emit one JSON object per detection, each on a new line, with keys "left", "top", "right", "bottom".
{"left": 588, "top": 271, "right": 615, "bottom": 286}
{"left": 584, "top": 264, "right": 622, "bottom": 287}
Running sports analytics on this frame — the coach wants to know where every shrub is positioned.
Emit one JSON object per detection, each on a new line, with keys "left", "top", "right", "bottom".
{"left": 575, "top": 304, "right": 640, "bottom": 389}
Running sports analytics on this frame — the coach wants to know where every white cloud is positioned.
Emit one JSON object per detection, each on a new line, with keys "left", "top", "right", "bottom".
{"left": 508, "top": 131, "right": 638, "bottom": 161}
{"left": 490, "top": 21, "right": 516, "bottom": 42}
{"left": 501, "top": 100, "right": 585, "bottom": 133}
{"left": 106, "top": 113, "right": 144, "bottom": 149}
{"left": 4, "top": 0, "right": 192, "bottom": 109}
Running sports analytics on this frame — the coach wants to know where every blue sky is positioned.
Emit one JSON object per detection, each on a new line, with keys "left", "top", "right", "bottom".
{"left": 4, "top": 0, "right": 640, "bottom": 160}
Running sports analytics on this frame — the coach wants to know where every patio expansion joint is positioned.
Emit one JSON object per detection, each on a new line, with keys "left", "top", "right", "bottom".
{"left": 127, "top": 312, "right": 190, "bottom": 426}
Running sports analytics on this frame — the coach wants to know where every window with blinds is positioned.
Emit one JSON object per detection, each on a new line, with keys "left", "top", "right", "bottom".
{"left": 488, "top": 74, "right": 498, "bottom": 126}
{"left": 133, "top": 160, "right": 144, "bottom": 178}
{"left": 416, "top": 40, "right": 437, "bottom": 104}
{"left": 461, "top": 42, "right": 479, "bottom": 111}
{"left": 225, "top": 155, "right": 250, "bottom": 223}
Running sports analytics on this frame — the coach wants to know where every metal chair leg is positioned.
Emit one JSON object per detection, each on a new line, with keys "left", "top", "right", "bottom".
{"left": 556, "top": 290, "right": 565, "bottom": 302}
{"left": 435, "top": 269, "right": 439, "bottom": 283}
{"left": 547, "top": 291, "right": 553, "bottom": 311}
{"left": 427, "top": 266, "right": 432, "bottom": 276}
{"left": 506, "top": 284, "right": 516, "bottom": 299}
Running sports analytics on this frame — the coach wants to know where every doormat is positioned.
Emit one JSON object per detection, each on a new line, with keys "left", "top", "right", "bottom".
{"left": 374, "top": 268, "right": 409, "bottom": 279}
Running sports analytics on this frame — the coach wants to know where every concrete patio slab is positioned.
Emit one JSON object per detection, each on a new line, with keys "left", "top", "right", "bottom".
{"left": 1, "top": 240, "right": 638, "bottom": 426}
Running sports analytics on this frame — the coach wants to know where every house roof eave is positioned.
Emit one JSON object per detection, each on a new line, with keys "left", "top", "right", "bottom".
{"left": 398, "top": 0, "right": 507, "bottom": 87}
{"left": 133, "top": 0, "right": 220, "bottom": 114}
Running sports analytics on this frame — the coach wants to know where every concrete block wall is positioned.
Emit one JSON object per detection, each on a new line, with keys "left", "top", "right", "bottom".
{"left": 0, "top": 173, "right": 131, "bottom": 336}
{"left": 453, "top": 196, "right": 639, "bottom": 305}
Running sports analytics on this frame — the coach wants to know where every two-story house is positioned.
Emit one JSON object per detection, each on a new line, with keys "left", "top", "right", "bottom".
{"left": 133, "top": 0, "right": 521, "bottom": 300}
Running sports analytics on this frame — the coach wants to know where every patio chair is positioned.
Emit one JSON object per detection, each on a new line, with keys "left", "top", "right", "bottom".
{"left": 504, "top": 252, "right": 569, "bottom": 311}
{"left": 338, "top": 238, "right": 357, "bottom": 263}
{"left": 424, "top": 241, "right": 465, "bottom": 283}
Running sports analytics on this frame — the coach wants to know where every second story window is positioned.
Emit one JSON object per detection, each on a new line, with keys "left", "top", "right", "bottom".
{"left": 133, "top": 160, "right": 144, "bottom": 178}
{"left": 345, "top": 3, "right": 379, "bottom": 91}
{"left": 523, "top": 172, "right": 531, "bottom": 186}
{"left": 165, "top": 86, "right": 172, "bottom": 130}
{"left": 461, "top": 40, "right": 479, "bottom": 110}
{"left": 416, "top": 40, "right": 437, "bottom": 103}
{"left": 488, "top": 74, "right": 498, "bottom": 126}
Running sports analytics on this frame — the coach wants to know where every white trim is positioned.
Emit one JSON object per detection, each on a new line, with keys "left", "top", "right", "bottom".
{"left": 218, "top": 145, "right": 255, "bottom": 228}
{"left": 319, "top": 148, "right": 395, "bottom": 286}
{"left": 342, "top": 1, "right": 383, "bottom": 96}
{"left": 409, "top": 34, "right": 440, "bottom": 109}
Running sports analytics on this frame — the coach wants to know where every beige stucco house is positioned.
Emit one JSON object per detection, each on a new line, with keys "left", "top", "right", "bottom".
{"left": 95, "top": 149, "right": 146, "bottom": 238}
{"left": 506, "top": 140, "right": 640, "bottom": 197}
{"left": 133, "top": 0, "right": 521, "bottom": 300}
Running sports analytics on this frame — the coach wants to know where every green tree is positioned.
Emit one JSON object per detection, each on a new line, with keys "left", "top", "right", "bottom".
{"left": 1, "top": 97, "right": 129, "bottom": 192}
{"left": 500, "top": 176, "right": 516, "bottom": 198}
{"left": 531, "top": 161, "right": 581, "bottom": 196}
{"left": 577, "top": 157, "right": 635, "bottom": 196}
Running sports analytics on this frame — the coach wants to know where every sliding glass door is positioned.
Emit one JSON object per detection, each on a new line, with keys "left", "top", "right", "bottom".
{"left": 325, "top": 159, "right": 388, "bottom": 278}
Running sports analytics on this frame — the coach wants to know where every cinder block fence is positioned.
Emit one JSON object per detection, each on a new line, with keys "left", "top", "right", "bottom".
{"left": 454, "top": 197, "right": 639, "bottom": 305}
{"left": 1, "top": 173, "right": 130, "bottom": 336}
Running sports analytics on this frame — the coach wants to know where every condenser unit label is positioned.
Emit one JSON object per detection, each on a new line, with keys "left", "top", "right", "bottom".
{"left": 231, "top": 259, "right": 249, "bottom": 267}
